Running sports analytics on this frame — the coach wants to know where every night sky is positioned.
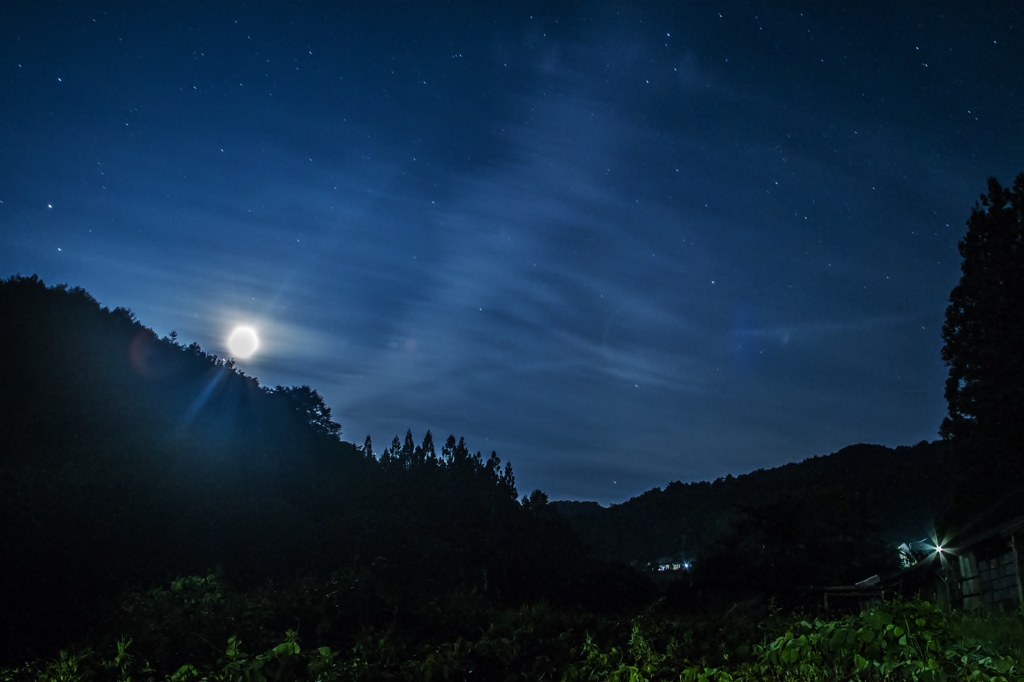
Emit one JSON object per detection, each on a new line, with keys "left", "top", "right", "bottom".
{"left": 2, "top": 3, "right": 1021, "bottom": 503}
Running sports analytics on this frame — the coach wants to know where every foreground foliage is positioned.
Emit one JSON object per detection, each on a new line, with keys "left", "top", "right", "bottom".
{"left": 3, "top": 575, "right": 1022, "bottom": 682}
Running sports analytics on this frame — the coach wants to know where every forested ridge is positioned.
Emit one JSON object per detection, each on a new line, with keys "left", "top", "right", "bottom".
{"left": 557, "top": 440, "right": 952, "bottom": 569}
{"left": 0, "top": 275, "right": 649, "bottom": 666}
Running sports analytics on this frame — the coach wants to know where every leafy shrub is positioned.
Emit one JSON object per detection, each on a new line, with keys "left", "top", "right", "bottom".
{"left": 3, "top": 575, "right": 1022, "bottom": 682}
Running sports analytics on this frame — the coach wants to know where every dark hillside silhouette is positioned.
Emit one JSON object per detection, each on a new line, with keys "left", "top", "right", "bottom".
{"left": 0, "top": 275, "right": 649, "bottom": 664}
{"left": 558, "top": 441, "right": 951, "bottom": 574}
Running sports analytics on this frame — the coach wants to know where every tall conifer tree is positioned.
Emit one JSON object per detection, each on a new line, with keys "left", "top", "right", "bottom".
{"left": 941, "top": 173, "right": 1024, "bottom": 517}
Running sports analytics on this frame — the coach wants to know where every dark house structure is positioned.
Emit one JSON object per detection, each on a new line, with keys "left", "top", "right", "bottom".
{"left": 944, "top": 514, "right": 1024, "bottom": 610}
{"left": 823, "top": 514, "right": 1024, "bottom": 613}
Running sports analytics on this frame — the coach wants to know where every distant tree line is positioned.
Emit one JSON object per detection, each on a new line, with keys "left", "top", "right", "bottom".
{"left": 558, "top": 441, "right": 948, "bottom": 609}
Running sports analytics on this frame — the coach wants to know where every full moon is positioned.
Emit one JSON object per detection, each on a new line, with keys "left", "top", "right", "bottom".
{"left": 227, "top": 326, "right": 260, "bottom": 358}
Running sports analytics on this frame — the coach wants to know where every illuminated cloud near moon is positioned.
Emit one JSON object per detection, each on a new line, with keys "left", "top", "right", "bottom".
{"left": 227, "top": 326, "right": 260, "bottom": 359}
{"left": 1, "top": 3, "right": 1018, "bottom": 503}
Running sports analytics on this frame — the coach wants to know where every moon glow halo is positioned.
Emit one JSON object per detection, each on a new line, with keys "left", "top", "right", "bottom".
{"left": 227, "top": 326, "right": 260, "bottom": 358}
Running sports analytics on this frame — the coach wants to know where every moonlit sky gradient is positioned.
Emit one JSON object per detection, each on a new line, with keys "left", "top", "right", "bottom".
{"left": 2, "top": 3, "right": 1021, "bottom": 503}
